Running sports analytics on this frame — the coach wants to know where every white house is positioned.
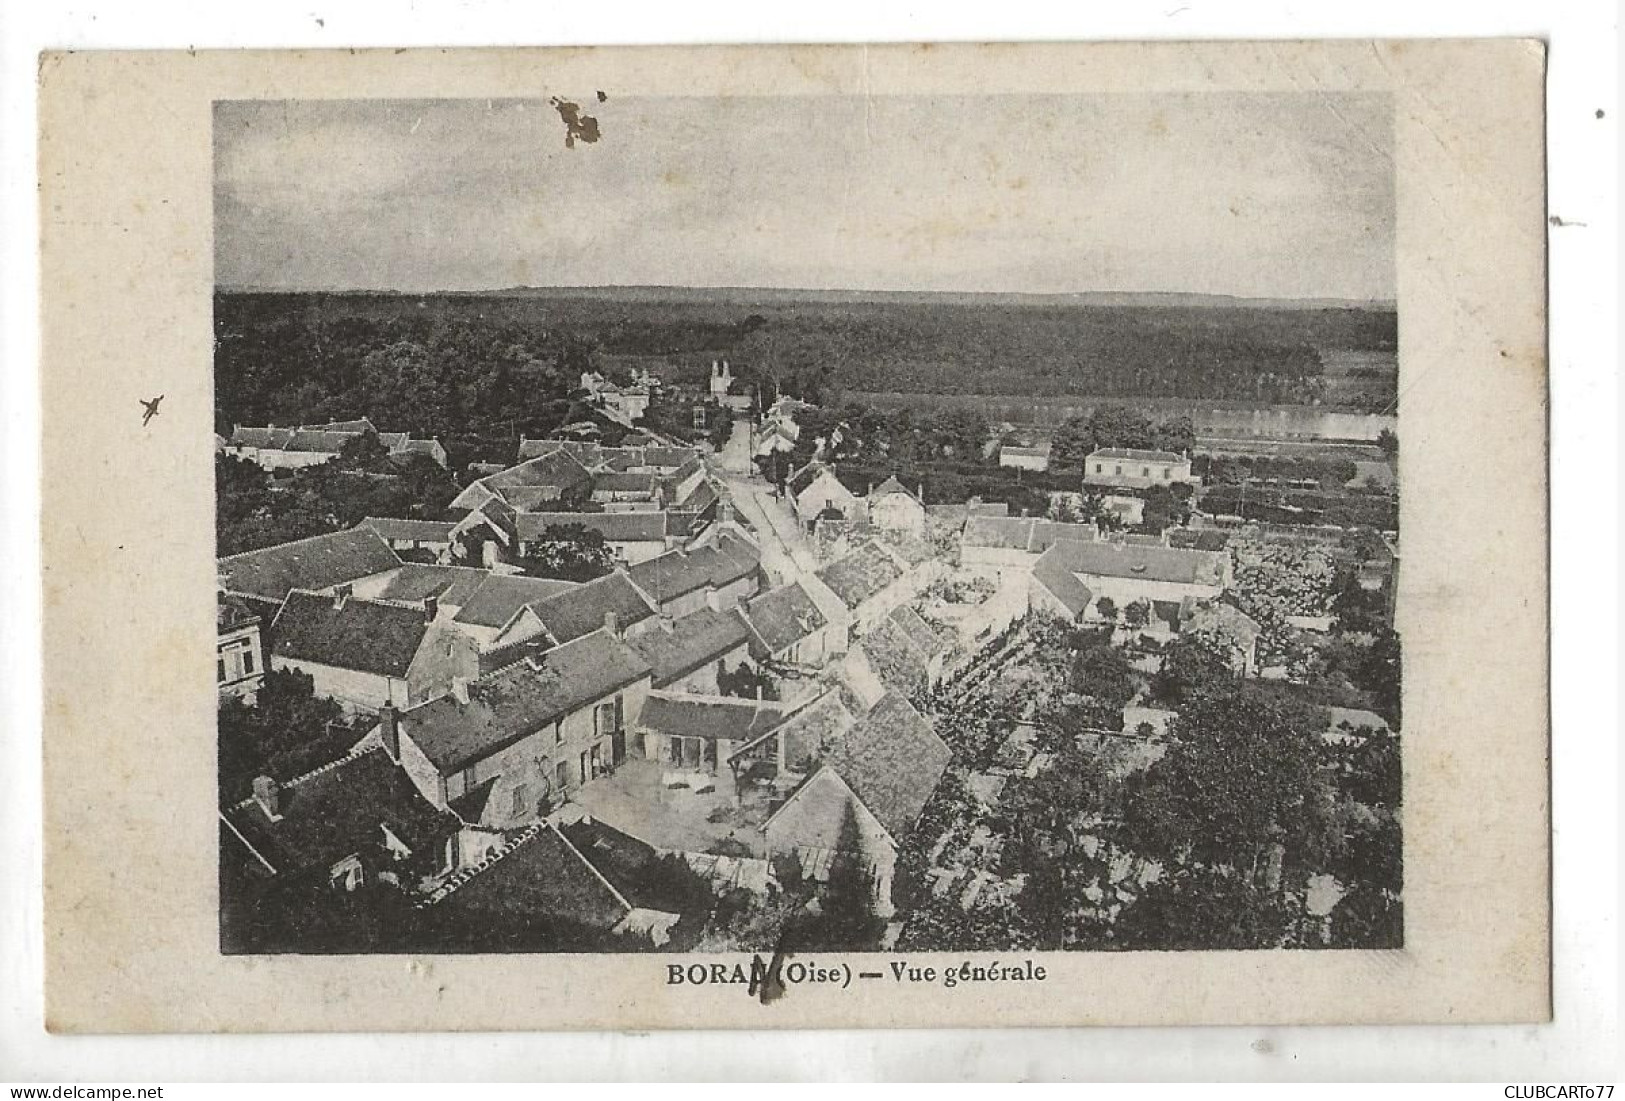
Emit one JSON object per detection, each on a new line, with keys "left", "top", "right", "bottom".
{"left": 788, "top": 461, "right": 861, "bottom": 527}
{"left": 998, "top": 442, "right": 1052, "bottom": 472}
{"left": 1083, "top": 448, "right": 1195, "bottom": 490}
{"left": 866, "top": 476, "right": 926, "bottom": 539}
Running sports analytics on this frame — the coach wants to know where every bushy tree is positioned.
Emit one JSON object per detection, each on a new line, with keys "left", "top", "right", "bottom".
{"left": 516, "top": 523, "right": 615, "bottom": 581}
{"left": 1123, "top": 684, "right": 1338, "bottom": 886}
{"left": 218, "top": 668, "right": 363, "bottom": 804}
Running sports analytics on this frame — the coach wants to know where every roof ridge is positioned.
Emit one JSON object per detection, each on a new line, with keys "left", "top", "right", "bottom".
{"left": 218, "top": 525, "right": 388, "bottom": 562}
{"left": 416, "top": 821, "right": 550, "bottom": 907}
{"left": 226, "top": 743, "right": 378, "bottom": 810}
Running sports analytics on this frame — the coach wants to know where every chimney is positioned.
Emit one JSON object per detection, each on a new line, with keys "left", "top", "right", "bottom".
{"left": 659, "top": 615, "right": 675, "bottom": 633}
{"left": 379, "top": 704, "right": 400, "bottom": 761}
{"left": 603, "top": 610, "right": 619, "bottom": 638}
{"left": 332, "top": 583, "right": 352, "bottom": 610}
{"left": 704, "top": 585, "right": 721, "bottom": 612}
{"left": 423, "top": 595, "right": 438, "bottom": 623}
{"left": 918, "top": 482, "right": 926, "bottom": 505}
{"left": 251, "top": 775, "right": 281, "bottom": 820}
{"left": 451, "top": 678, "right": 471, "bottom": 705}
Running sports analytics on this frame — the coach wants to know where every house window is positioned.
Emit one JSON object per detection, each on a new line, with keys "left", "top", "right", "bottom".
{"left": 1094, "top": 463, "right": 1104, "bottom": 474}
{"left": 554, "top": 719, "right": 563, "bottom": 745}
{"left": 242, "top": 649, "right": 255, "bottom": 675}
{"left": 217, "top": 657, "right": 227, "bottom": 683}
{"left": 595, "top": 695, "right": 624, "bottom": 736}
{"left": 1162, "top": 467, "right": 1171, "bottom": 479}
{"left": 511, "top": 784, "right": 529, "bottom": 817}
{"left": 555, "top": 760, "right": 569, "bottom": 790}
{"left": 1142, "top": 466, "right": 1150, "bottom": 477}
{"left": 1114, "top": 465, "right": 1122, "bottom": 476}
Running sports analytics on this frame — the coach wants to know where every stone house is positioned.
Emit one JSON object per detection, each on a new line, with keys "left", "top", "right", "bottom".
{"left": 788, "top": 461, "right": 861, "bottom": 528}
{"left": 217, "top": 527, "right": 404, "bottom": 619}
{"left": 762, "top": 692, "right": 950, "bottom": 917}
{"left": 217, "top": 594, "right": 266, "bottom": 703}
{"left": 958, "top": 515, "right": 1099, "bottom": 570}
{"left": 866, "top": 476, "right": 926, "bottom": 539}
{"left": 627, "top": 605, "right": 755, "bottom": 695}
{"left": 997, "top": 442, "right": 1052, "bottom": 472}
{"left": 269, "top": 589, "right": 480, "bottom": 714}
{"left": 738, "top": 581, "right": 837, "bottom": 667}
{"left": 1028, "top": 539, "right": 1229, "bottom": 624}
{"left": 358, "top": 517, "right": 458, "bottom": 562}
{"left": 1083, "top": 447, "right": 1196, "bottom": 490}
{"left": 626, "top": 533, "right": 762, "bottom": 619}
{"left": 635, "top": 690, "right": 791, "bottom": 775}
{"left": 384, "top": 627, "right": 654, "bottom": 832}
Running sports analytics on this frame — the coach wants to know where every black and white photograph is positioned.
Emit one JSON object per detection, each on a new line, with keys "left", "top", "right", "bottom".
{"left": 210, "top": 90, "right": 1404, "bottom": 958}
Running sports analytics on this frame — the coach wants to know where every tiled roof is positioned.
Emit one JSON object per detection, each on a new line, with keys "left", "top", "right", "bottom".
{"left": 626, "top": 534, "right": 759, "bottom": 605}
{"left": 283, "top": 429, "right": 356, "bottom": 454}
{"left": 272, "top": 591, "right": 432, "bottom": 678}
{"left": 223, "top": 747, "right": 457, "bottom": 878}
{"left": 495, "top": 485, "right": 570, "bottom": 511}
{"left": 394, "top": 438, "right": 444, "bottom": 458}
{"left": 229, "top": 426, "right": 294, "bottom": 449}
{"left": 530, "top": 572, "right": 658, "bottom": 645}
{"left": 497, "top": 448, "right": 594, "bottom": 489}
{"left": 1032, "top": 552, "right": 1095, "bottom": 617}
{"left": 217, "top": 593, "right": 261, "bottom": 633}
{"left": 856, "top": 619, "right": 931, "bottom": 698}
{"left": 675, "top": 479, "right": 719, "bottom": 515}
{"left": 627, "top": 607, "right": 751, "bottom": 687}
{"left": 514, "top": 510, "right": 670, "bottom": 543}
{"left": 1088, "top": 447, "right": 1185, "bottom": 463}
{"left": 888, "top": 604, "right": 951, "bottom": 657}
{"left": 359, "top": 516, "right": 457, "bottom": 543}
{"left": 816, "top": 543, "right": 904, "bottom": 610}
{"left": 961, "top": 516, "right": 1098, "bottom": 553}
{"left": 871, "top": 474, "right": 917, "bottom": 500}
{"left": 451, "top": 574, "right": 579, "bottom": 630}
{"left": 400, "top": 629, "right": 651, "bottom": 774}
{"left": 731, "top": 690, "right": 855, "bottom": 769}
{"left": 643, "top": 446, "right": 701, "bottom": 470}
{"left": 1181, "top": 599, "right": 1261, "bottom": 643}
{"left": 427, "top": 823, "right": 629, "bottom": 931}
{"left": 828, "top": 692, "right": 951, "bottom": 840}
{"left": 218, "top": 528, "right": 402, "bottom": 604}
{"left": 305, "top": 419, "right": 378, "bottom": 434}
{"left": 635, "top": 690, "right": 789, "bottom": 742}
{"left": 1037, "top": 539, "right": 1227, "bottom": 587}
{"left": 592, "top": 471, "right": 659, "bottom": 495}
{"left": 559, "top": 817, "right": 688, "bottom": 914}
{"left": 740, "top": 581, "right": 827, "bottom": 658}
{"left": 517, "top": 437, "right": 592, "bottom": 463}
{"left": 788, "top": 461, "right": 841, "bottom": 497}
{"left": 1000, "top": 443, "right": 1052, "bottom": 457}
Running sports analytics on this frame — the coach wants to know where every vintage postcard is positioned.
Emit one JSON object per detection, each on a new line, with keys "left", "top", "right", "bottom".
{"left": 39, "top": 40, "right": 1548, "bottom": 1032}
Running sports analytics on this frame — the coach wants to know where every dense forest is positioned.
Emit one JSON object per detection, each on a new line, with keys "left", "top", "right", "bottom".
{"left": 214, "top": 290, "right": 1398, "bottom": 439}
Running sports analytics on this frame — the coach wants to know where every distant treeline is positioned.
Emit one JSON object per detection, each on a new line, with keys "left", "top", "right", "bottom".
{"left": 215, "top": 291, "right": 1398, "bottom": 427}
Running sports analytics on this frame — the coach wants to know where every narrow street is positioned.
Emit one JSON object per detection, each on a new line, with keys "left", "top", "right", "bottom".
{"left": 709, "top": 417, "right": 850, "bottom": 637}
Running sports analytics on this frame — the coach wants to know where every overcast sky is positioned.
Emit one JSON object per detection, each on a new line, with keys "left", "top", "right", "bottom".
{"left": 215, "top": 93, "right": 1394, "bottom": 300}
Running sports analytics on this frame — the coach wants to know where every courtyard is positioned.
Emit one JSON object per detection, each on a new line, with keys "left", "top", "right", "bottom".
{"left": 566, "top": 756, "right": 775, "bottom": 859}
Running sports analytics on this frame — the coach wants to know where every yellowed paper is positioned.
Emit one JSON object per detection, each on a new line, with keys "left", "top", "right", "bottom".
{"left": 40, "top": 40, "right": 1548, "bottom": 1032}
